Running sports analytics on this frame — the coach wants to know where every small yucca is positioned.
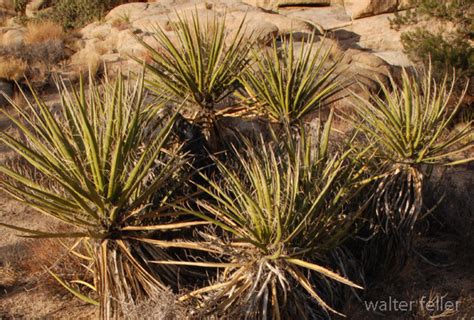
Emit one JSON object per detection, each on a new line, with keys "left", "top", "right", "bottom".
{"left": 135, "top": 11, "right": 252, "bottom": 147}
{"left": 241, "top": 34, "right": 341, "bottom": 126}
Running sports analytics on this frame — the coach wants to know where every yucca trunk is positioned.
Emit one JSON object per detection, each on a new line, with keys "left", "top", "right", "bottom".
{"left": 363, "top": 165, "right": 424, "bottom": 280}
{"left": 374, "top": 166, "right": 424, "bottom": 234}
{"left": 95, "top": 240, "right": 168, "bottom": 319}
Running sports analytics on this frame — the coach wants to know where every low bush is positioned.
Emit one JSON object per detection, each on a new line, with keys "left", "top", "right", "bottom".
{"left": 241, "top": 34, "right": 341, "bottom": 126}
{"left": 24, "top": 20, "right": 64, "bottom": 44}
{"left": 0, "top": 57, "right": 27, "bottom": 81}
{"left": 401, "top": 28, "right": 473, "bottom": 79}
{"left": 390, "top": 0, "right": 473, "bottom": 91}
{"left": 33, "top": 0, "right": 142, "bottom": 30}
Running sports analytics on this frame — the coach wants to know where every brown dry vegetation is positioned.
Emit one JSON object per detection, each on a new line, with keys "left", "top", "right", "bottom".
{"left": 0, "top": 58, "right": 27, "bottom": 81}
{"left": 24, "top": 21, "right": 64, "bottom": 44}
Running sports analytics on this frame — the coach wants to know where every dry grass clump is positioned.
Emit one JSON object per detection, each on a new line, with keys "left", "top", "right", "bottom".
{"left": 0, "top": 40, "right": 66, "bottom": 87}
{"left": 0, "top": 21, "right": 66, "bottom": 87}
{"left": 122, "top": 290, "right": 188, "bottom": 320}
{"left": 24, "top": 21, "right": 64, "bottom": 44}
{"left": 0, "top": 41, "right": 65, "bottom": 65}
{"left": 0, "top": 58, "right": 27, "bottom": 81}
{"left": 0, "top": 262, "right": 19, "bottom": 289}
{"left": 18, "top": 237, "right": 94, "bottom": 295}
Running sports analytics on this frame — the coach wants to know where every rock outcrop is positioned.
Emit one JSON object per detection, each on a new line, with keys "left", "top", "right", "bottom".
{"left": 0, "top": 0, "right": 415, "bottom": 111}
{"left": 343, "top": 0, "right": 412, "bottom": 19}
{"left": 71, "top": 0, "right": 314, "bottom": 76}
{"left": 65, "top": 0, "right": 407, "bottom": 113}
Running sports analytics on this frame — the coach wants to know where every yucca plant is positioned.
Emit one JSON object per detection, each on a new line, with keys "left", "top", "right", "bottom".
{"left": 240, "top": 33, "right": 342, "bottom": 126}
{"left": 350, "top": 67, "right": 473, "bottom": 277}
{"left": 0, "top": 75, "right": 201, "bottom": 318}
{"left": 135, "top": 12, "right": 252, "bottom": 147}
{"left": 170, "top": 118, "right": 368, "bottom": 319}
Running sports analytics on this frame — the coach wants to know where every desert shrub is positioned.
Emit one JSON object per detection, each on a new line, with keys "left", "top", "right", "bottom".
{"left": 0, "top": 20, "right": 67, "bottom": 86}
{"left": 0, "top": 40, "right": 65, "bottom": 87}
{"left": 0, "top": 40, "right": 65, "bottom": 65}
{"left": 401, "top": 28, "right": 473, "bottom": 79}
{"left": 24, "top": 20, "right": 64, "bottom": 44}
{"left": 136, "top": 12, "right": 252, "bottom": 149}
{"left": 416, "top": 0, "right": 472, "bottom": 21}
{"left": 350, "top": 67, "right": 473, "bottom": 278}
{"left": 32, "top": 0, "right": 141, "bottom": 29}
{"left": 241, "top": 34, "right": 341, "bottom": 126}
{"left": 0, "top": 75, "right": 200, "bottom": 318}
{"left": 37, "top": 0, "right": 107, "bottom": 29}
{"left": 13, "top": 0, "right": 28, "bottom": 14}
{"left": 0, "top": 57, "right": 27, "bottom": 81}
{"left": 177, "top": 118, "right": 368, "bottom": 318}
{"left": 390, "top": 0, "right": 473, "bottom": 87}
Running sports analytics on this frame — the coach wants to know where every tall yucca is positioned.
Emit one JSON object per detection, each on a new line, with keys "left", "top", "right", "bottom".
{"left": 135, "top": 12, "right": 252, "bottom": 140}
{"left": 0, "top": 76, "right": 199, "bottom": 318}
{"left": 241, "top": 34, "right": 341, "bottom": 126}
{"left": 351, "top": 67, "right": 473, "bottom": 277}
{"left": 172, "top": 117, "right": 367, "bottom": 319}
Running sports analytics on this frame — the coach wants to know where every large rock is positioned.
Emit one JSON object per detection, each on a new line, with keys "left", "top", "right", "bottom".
{"left": 72, "top": 0, "right": 315, "bottom": 75}
{"left": 281, "top": 5, "right": 351, "bottom": 31}
{"left": 344, "top": 0, "right": 412, "bottom": 19}
{"left": 341, "top": 13, "right": 403, "bottom": 51}
{"left": 344, "top": 0, "right": 397, "bottom": 19}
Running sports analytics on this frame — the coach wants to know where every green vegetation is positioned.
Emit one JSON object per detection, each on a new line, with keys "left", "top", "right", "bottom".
{"left": 0, "top": 75, "right": 197, "bottom": 318}
{"left": 1, "top": 13, "right": 472, "bottom": 320}
{"left": 241, "top": 34, "right": 341, "bottom": 126}
{"left": 351, "top": 67, "right": 473, "bottom": 277}
{"left": 178, "top": 120, "right": 367, "bottom": 318}
{"left": 136, "top": 12, "right": 252, "bottom": 148}
{"left": 390, "top": 0, "right": 473, "bottom": 81}
{"left": 21, "top": 0, "right": 136, "bottom": 29}
{"left": 401, "top": 29, "right": 473, "bottom": 79}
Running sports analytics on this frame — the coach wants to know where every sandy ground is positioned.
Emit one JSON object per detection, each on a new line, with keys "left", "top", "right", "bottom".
{"left": 0, "top": 193, "right": 97, "bottom": 319}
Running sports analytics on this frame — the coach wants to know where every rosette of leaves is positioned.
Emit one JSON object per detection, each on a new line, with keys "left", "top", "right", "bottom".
{"left": 0, "top": 75, "right": 204, "bottom": 318}
{"left": 168, "top": 116, "right": 368, "bottom": 319}
{"left": 240, "top": 33, "right": 342, "bottom": 127}
{"left": 135, "top": 12, "right": 252, "bottom": 149}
